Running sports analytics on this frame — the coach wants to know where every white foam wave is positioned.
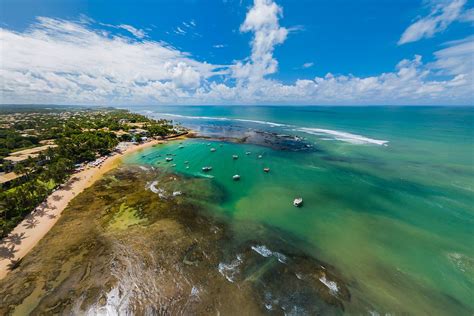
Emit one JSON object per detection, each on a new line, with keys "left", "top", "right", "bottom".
{"left": 319, "top": 275, "right": 339, "bottom": 295}
{"left": 218, "top": 254, "right": 243, "bottom": 283}
{"left": 153, "top": 112, "right": 286, "bottom": 127}
{"left": 251, "top": 245, "right": 287, "bottom": 263}
{"left": 296, "top": 127, "right": 388, "bottom": 145}
{"left": 147, "top": 180, "right": 167, "bottom": 199}
{"left": 151, "top": 112, "right": 388, "bottom": 146}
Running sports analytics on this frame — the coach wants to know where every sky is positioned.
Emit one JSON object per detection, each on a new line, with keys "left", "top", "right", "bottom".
{"left": 0, "top": 0, "right": 473, "bottom": 106}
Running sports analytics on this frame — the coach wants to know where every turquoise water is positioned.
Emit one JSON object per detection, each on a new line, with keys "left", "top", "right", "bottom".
{"left": 125, "top": 106, "right": 474, "bottom": 314}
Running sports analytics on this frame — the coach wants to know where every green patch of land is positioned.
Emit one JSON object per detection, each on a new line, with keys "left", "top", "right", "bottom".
{"left": 0, "top": 105, "right": 180, "bottom": 237}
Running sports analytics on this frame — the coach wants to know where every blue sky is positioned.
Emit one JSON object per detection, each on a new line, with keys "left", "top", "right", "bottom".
{"left": 1, "top": 0, "right": 473, "bottom": 105}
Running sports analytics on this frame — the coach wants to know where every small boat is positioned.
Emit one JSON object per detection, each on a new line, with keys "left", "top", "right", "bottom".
{"left": 179, "top": 145, "right": 184, "bottom": 149}
{"left": 232, "top": 155, "right": 239, "bottom": 160}
{"left": 166, "top": 157, "right": 173, "bottom": 162}
{"left": 246, "top": 151, "right": 251, "bottom": 155}
{"left": 263, "top": 168, "right": 270, "bottom": 173}
{"left": 171, "top": 164, "right": 176, "bottom": 167}
{"left": 210, "top": 148, "right": 216, "bottom": 152}
{"left": 233, "top": 174, "right": 241, "bottom": 181}
{"left": 202, "top": 166, "right": 213, "bottom": 172}
{"left": 258, "top": 155, "right": 263, "bottom": 159}
{"left": 184, "top": 161, "right": 189, "bottom": 164}
{"left": 186, "top": 166, "right": 189, "bottom": 169}
{"left": 293, "top": 198, "right": 303, "bottom": 207}
{"left": 207, "top": 143, "right": 211, "bottom": 146}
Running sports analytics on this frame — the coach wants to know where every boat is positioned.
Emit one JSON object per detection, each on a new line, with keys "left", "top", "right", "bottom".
{"left": 246, "top": 151, "right": 251, "bottom": 155}
{"left": 171, "top": 164, "right": 176, "bottom": 167}
{"left": 232, "top": 155, "right": 239, "bottom": 159}
{"left": 202, "top": 166, "right": 212, "bottom": 172}
{"left": 264, "top": 168, "right": 270, "bottom": 173}
{"left": 166, "top": 157, "right": 173, "bottom": 162}
{"left": 233, "top": 174, "right": 241, "bottom": 181}
{"left": 258, "top": 155, "right": 263, "bottom": 159}
{"left": 179, "top": 145, "right": 184, "bottom": 149}
{"left": 293, "top": 198, "right": 303, "bottom": 207}
{"left": 210, "top": 148, "right": 216, "bottom": 152}
{"left": 184, "top": 161, "right": 189, "bottom": 164}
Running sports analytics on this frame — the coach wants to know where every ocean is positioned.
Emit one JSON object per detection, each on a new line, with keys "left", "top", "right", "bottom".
{"left": 124, "top": 105, "right": 474, "bottom": 314}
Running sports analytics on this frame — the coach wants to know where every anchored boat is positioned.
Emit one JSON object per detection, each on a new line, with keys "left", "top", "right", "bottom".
{"left": 232, "top": 155, "right": 239, "bottom": 160}
{"left": 293, "top": 197, "right": 303, "bottom": 207}
{"left": 264, "top": 167, "right": 270, "bottom": 173}
{"left": 202, "top": 166, "right": 213, "bottom": 172}
{"left": 233, "top": 174, "right": 241, "bottom": 181}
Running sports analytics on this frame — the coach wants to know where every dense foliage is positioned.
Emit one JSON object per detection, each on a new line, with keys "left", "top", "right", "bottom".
{"left": 0, "top": 106, "right": 176, "bottom": 237}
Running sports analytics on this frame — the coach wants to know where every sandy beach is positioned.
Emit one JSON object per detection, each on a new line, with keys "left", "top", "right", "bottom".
{"left": 0, "top": 139, "right": 164, "bottom": 279}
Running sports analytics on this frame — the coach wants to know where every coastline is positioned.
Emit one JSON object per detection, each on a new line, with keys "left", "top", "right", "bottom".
{"left": 0, "top": 138, "right": 168, "bottom": 279}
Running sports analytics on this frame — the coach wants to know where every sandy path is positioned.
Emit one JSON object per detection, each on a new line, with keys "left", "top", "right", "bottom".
{"left": 0, "top": 140, "right": 163, "bottom": 279}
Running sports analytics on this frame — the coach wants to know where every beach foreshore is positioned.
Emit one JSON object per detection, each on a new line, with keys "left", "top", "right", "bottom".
{"left": 0, "top": 138, "right": 177, "bottom": 279}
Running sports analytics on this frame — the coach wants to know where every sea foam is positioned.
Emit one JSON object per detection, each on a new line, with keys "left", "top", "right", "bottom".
{"left": 295, "top": 127, "right": 388, "bottom": 145}
{"left": 151, "top": 112, "right": 388, "bottom": 146}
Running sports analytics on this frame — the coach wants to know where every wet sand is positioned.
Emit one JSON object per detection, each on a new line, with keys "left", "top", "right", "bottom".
{"left": 0, "top": 140, "right": 163, "bottom": 279}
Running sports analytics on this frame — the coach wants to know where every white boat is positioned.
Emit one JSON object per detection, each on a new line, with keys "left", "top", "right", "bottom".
{"left": 202, "top": 166, "right": 212, "bottom": 172}
{"left": 246, "top": 151, "right": 251, "bottom": 155}
{"left": 232, "top": 155, "right": 239, "bottom": 159}
{"left": 233, "top": 174, "right": 241, "bottom": 181}
{"left": 263, "top": 167, "right": 270, "bottom": 173}
{"left": 258, "top": 155, "right": 263, "bottom": 159}
{"left": 293, "top": 198, "right": 303, "bottom": 207}
{"left": 210, "top": 148, "right": 216, "bottom": 152}
{"left": 166, "top": 157, "right": 173, "bottom": 162}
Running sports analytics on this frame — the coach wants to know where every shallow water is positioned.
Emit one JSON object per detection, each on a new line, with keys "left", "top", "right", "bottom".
{"left": 2, "top": 106, "right": 473, "bottom": 315}
{"left": 123, "top": 105, "right": 474, "bottom": 314}
{"left": 0, "top": 167, "right": 349, "bottom": 315}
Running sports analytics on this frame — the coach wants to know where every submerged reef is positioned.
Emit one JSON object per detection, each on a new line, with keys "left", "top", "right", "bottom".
{"left": 0, "top": 166, "right": 349, "bottom": 315}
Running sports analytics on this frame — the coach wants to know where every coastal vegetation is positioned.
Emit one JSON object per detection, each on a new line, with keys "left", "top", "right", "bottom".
{"left": 0, "top": 106, "right": 176, "bottom": 237}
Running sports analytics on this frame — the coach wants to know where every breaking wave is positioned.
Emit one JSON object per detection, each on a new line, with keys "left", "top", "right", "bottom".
{"left": 295, "top": 127, "right": 389, "bottom": 146}
{"left": 251, "top": 245, "right": 287, "bottom": 263}
{"left": 150, "top": 112, "right": 388, "bottom": 146}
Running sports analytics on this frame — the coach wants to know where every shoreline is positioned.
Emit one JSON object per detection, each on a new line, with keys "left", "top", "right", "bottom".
{"left": 0, "top": 138, "right": 173, "bottom": 279}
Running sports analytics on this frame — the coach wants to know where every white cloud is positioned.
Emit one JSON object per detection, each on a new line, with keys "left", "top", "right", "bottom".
{"left": 0, "top": 17, "right": 218, "bottom": 104}
{"left": 174, "top": 26, "right": 187, "bottom": 35}
{"left": 399, "top": 0, "right": 468, "bottom": 45}
{"left": 0, "top": 1, "right": 472, "bottom": 106}
{"left": 213, "top": 44, "right": 226, "bottom": 48}
{"left": 117, "top": 24, "right": 146, "bottom": 39}
{"left": 302, "top": 62, "right": 314, "bottom": 69}
{"left": 231, "top": 0, "right": 288, "bottom": 82}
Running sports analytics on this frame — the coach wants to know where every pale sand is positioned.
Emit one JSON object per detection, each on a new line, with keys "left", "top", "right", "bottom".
{"left": 0, "top": 139, "right": 167, "bottom": 279}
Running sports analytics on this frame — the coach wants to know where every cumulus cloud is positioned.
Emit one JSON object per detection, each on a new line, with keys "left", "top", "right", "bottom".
{"left": 0, "top": 0, "right": 472, "bottom": 105}
{"left": 0, "top": 17, "right": 219, "bottom": 104}
{"left": 302, "top": 62, "right": 314, "bottom": 69}
{"left": 399, "top": 0, "right": 468, "bottom": 45}
{"left": 231, "top": 0, "right": 288, "bottom": 82}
